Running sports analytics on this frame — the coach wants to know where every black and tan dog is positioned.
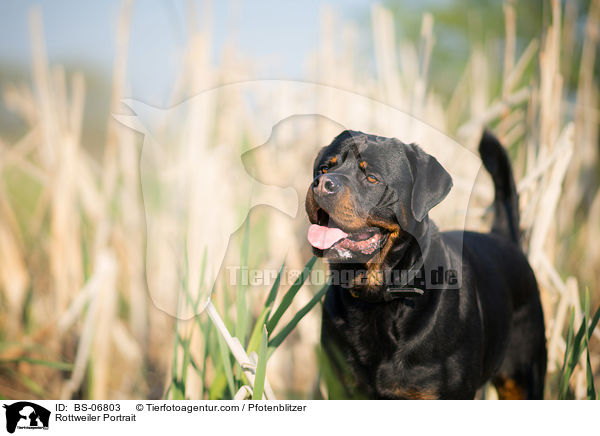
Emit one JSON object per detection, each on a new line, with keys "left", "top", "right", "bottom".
{"left": 306, "top": 130, "right": 546, "bottom": 399}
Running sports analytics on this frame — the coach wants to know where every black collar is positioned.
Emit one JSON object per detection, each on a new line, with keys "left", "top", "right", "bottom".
{"left": 386, "top": 286, "right": 425, "bottom": 298}
{"left": 384, "top": 286, "right": 425, "bottom": 307}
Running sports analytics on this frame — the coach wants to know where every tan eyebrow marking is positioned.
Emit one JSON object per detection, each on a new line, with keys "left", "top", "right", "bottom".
{"left": 359, "top": 161, "right": 367, "bottom": 169}
{"left": 329, "top": 156, "right": 337, "bottom": 164}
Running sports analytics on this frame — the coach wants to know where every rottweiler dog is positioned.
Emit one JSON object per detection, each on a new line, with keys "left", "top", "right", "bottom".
{"left": 306, "top": 130, "right": 546, "bottom": 399}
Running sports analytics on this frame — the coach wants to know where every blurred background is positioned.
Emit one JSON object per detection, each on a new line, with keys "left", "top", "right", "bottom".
{"left": 0, "top": 0, "right": 598, "bottom": 400}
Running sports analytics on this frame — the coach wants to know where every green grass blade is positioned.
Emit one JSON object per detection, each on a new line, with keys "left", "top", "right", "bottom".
{"left": 1, "top": 366, "right": 46, "bottom": 397}
{"left": 192, "top": 247, "right": 208, "bottom": 312}
{"left": 559, "top": 308, "right": 575, "bottom": 399}
{"left": 562, "top": 301, "right": 600, "bottom": 396}
{"left": 247, "top": 306, "right": 271, "bottom": 354}
{"left": 180, "top": 331, "right": 193, "bottom": 398}
{"left": 208, "top": 371, "right": 228, "bottom": 400}
{"left": 269, "top": 284, "right": 328, "bottom": 349}
{"left": 236, "top": 217, "right": 251, "bottom": 345}
{"left": 567, "top": 302, "right": 600, "bottom": 370}
{"left": 200, "top": 317, "right": 211, "bottom": 397}
{"left": 584, "top": 288, "right": 591, "bottom": 333}
{"left": 169, "top": 323, "right": 181, "bottom": 399}
{"left": 17, "top": 372, "right": 46, "bottom": 397}
{"left": 567, "top": 319, "right": 586, "bottom": 374}
{"left": 222, "top": 281, "right": 232, "bottom": 329}
{"left": 558, "top": 296, "right": 600, "bottom": 400}
{"left": 583, "top": 289, "right": 596, "bottom": 399}
{"left": 169, "top": 331, "right": 191, "bottom": 400}
{"left": 168, "top": 250, "right": 188, "bottom": 400}
{"left": 252, "top": 325, "right": 268, "bottom": 400}
{"left": 0, "top": 357, "right": 73, "bottom": 371}
{"left": 266, "top": 256, "right": 317, "bottom": 334}
{"left": 244, "top": 261, "right": 286, "bottom": 353}
{"left": 586, "top": 303, "right": 600, "bottom": 341}
{"left": 316, "top": 347, "right": 344, "bottom": 400}
{"left": 216, "top": 330, "right": 236, "bottom": 398}
{"left": 188, "top": 355, "right": 202, "bottom": 376}
{"left": 171, "top": 380, "right": 185, "bottom": 400}
{"left": 585, "top": 343, "right": 596, "bottom": 399}
{"left": 264, "top": 261, "right": 286, "bottom": 313}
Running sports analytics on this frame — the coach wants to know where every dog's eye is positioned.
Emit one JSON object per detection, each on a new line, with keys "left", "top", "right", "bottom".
{"left": 319, "top": 165, "right": 329, "bottom": 174}
{"left": 366, "top": 174, "right": 379, "bottom": 184}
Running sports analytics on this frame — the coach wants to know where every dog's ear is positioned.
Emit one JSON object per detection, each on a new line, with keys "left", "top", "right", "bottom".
{"left": 405, "top": 143, "right": 453, "bottom": 222}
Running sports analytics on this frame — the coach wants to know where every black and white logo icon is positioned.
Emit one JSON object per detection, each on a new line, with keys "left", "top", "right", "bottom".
{"left": 2, "top": 402, "right": 50, "bottom": 434}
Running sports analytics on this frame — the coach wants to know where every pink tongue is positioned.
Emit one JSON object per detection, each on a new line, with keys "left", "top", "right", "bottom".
{"left": 308, "top": 224, "right": 348, "bottom": 250}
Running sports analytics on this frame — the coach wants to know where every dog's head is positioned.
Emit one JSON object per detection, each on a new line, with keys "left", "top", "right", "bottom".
{"left": 305, "top": 130, "right": 452, "bottom": 277}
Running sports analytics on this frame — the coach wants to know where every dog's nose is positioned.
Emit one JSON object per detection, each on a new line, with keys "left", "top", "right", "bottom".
{"left": 312, "top": 174, "right": 341, "bottom": 196}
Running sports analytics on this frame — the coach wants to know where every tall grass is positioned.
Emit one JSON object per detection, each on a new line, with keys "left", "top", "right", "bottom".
{"left": 0, "top": 0, "right": 598, "bottom": 399}
{"left": 167, "top": 254, "right": 325, "bottom": 400}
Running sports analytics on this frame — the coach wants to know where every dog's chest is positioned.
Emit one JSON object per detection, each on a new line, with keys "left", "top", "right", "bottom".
{"left": 333, "top": 298, "right": 404, "bottom": 366}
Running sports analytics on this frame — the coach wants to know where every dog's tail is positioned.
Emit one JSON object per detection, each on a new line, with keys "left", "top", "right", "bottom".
{"left": 478, "top": 130, "right": 520, "bottom": 244}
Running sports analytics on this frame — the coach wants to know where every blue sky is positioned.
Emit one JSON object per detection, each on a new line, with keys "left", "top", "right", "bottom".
{"left": 0, "top": 1, "right": 370, "bottom": 106}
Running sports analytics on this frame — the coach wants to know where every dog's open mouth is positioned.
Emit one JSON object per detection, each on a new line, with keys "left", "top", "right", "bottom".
{"left": 308, "top": 209, "right": 388, "bottom": 256}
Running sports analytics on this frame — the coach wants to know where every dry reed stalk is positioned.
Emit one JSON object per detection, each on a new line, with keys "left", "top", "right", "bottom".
{"left": 496, "top": 107, "right": 524, "bottom": 140}
{"left": 446, "top": 64, "right": 469, "bottom": 132}
{"left": 468, "top": 47, "right": 489, "bottom": 131}
{"left": 524, "top": 79, "right": 539, "bottom": 177}
{"left": 100, "top": 0, "right": 133, "bottom": 207}
{"left": 371, "top": 5, "right": 404, "bottom": 108}
{"left": 502, "top": 0, "right": 516, "bottom": 99}
{"left": 528, "top": 124, "right": 574, "bottom": 276}
{"left": 90, "top": 249, "right": 118, "bottom": 399}
{"left": 412, "top": 13, "right": 434, "bottom": 121}
{"left": 504, "top": 39, "right": 539, "bottom": 97}
{"left": 0, "top": 178, "right": 28, "bottom": 332}
{"left": 149, "top": 0, "right": 223, "bottom": 398}
{"left": 112, "top": 35, "right": 148, "bottom": 347}
{"left": 561, "top": 0, "right": 599, "bottom": 237}
{"left": 538, "top": 0, "right": 562, "bottom": 155}
{"left": 3, "top": 82, "right": 38, "bottom": 126}
{"left": 578, "top": 191, "right": 600, "bottom": 287}
{"left": 115, "top": 139, "right": 148, "bottom": 346}
{"left": 30, "top": 7, "right": 84, "bottom": 315}
{"left": 61, "top": 251, "right": 117, "bottom": 399}
{"left": 79, "top": 0, "right": 134, "bottom": 399}
{"left": 457, "top": 86, "right": 530, "bottom": 142}
{"left": 519, "top": 16, "right": 581, "bottom": 398}
{"left": 547, "top": 276, "right": 576, "bottom": 372}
